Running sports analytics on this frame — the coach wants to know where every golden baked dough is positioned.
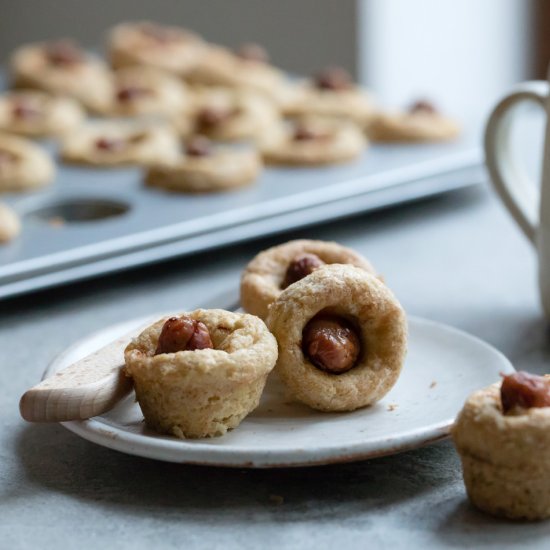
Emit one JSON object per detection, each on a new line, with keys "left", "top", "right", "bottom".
{"left": 108, "top": 21, "right": 205, "bottom": 75}
{"left": 124, "top": 309, "right": 278, "bottom": 438}
{"left": 11, "top": 41, "right": 113, "bottom": 113}
{"left": 0, "top": 133, "right": 55, "bottom": 191}
{"left": 0, "top": 202, "right": 21, "bottom": 243}
{"left": 60, "top": 121, "right": 180, "bottom": 167}
{"left": 266, "top": 264, "right": 407, "bottom": 412}
{"left": 367, "top": 110, "right": 459, "bottom": 143}
{"left": 98, "top": 67, "right": 191, "bottom": 118}
{"left": 0, "top": 90, "right": 85, "bottom": 137}
{"left": 240, "top": 239, "right": 377, "bottom": 320}
{"left": 187, "top": 44, "right": 285, "bottom": 101}
{"left": 452, "top": 378, "right": 550, "bottom": 520}
{"left": 261, "top": 117, "right": 366, "bottom": 166}
{"left": 283, "top": 80, "right": 376, "bottom": 126}
{"left": 181, "top": 86, "right": 280, "bottom": 143}
{"left": 145, "top": 145, "right": 261, "bottom": 193}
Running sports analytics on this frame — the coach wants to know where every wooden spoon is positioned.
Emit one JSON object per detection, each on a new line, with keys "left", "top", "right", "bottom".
{"left": 20, "top": 329, "right": 138, "bottom": 423}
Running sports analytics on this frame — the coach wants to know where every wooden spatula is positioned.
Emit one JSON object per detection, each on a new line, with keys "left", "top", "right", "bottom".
{"left": 20, "top": 329, "right": 138, "bottom": 423}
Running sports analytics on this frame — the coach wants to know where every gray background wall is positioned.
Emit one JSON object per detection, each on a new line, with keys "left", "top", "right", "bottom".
{"left": 0, "top": 0, "right": 533, "bottom": 122}
{"left": 0, "top": 0, "right": 359, "bottom": 76}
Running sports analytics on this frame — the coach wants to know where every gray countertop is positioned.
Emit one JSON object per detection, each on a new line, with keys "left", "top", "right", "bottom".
{"left": 1, "top": 183, "right": 550, "bottom": 549}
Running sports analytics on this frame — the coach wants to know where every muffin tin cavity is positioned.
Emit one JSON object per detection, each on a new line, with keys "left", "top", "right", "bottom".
{"left": 27, "top": 198, "right": 129, "bottom": 224}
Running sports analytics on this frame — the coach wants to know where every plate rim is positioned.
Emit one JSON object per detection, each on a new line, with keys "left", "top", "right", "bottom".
{"left": 43, "top": 297, "right": 515, "bottom": 468}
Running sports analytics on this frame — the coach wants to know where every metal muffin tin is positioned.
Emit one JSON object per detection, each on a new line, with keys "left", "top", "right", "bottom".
{"left": 0, "top": 127, "right": 483, "bottom": 299}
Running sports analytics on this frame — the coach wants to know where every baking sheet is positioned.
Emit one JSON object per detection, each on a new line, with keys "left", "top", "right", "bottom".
{"left": 0, "top": 127, "right": 482, "bottom": 291}
{"left": 0, "top": 157, "right": 483, "bottom": 299}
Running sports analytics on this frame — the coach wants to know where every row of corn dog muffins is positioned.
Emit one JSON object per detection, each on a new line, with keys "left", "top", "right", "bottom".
{"left": 0, "top": 21, "right": 460, "bottom": 242}
{"left": 125, "top": 239, "right": 550, "bottom": 521}
{"left": 124, "top": 240, "right": 408, "bottom": 437}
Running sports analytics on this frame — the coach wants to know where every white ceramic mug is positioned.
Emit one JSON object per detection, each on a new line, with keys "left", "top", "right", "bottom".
{"left": 484, "top": 78, "right": 550, "bottom": 315}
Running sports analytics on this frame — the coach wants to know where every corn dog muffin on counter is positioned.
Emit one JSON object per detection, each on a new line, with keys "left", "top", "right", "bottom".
{"left": 453, "top": 372, "right": 550, "bottom": 520}
{"left": 124, "top": 309, "right": 278, "bottom": 438}
{"left": 266, "top": 264, "right": 407, "bottom": 412}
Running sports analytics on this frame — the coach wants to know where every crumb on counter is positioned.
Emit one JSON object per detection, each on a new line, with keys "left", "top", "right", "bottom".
{"left": 48, "top": 216, "right": 65, "bottom": 227}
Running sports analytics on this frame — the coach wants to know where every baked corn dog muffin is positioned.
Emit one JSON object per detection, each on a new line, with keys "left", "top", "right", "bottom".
{"left": 261, "top": 117, "right": 366, "bottom": 166}
{"left": 181, "top": 86, "right": 280, "bottom": 143}
{"left": 187, "top": 43, "right": 285, "bottom": 103}
{"left": 0, "top": 133, "right": 55, "bottom": 191}
{"left": 107, "top": 21, "right": 205, "bottom": 75}
{"left": 98, "top": 66, "right": 191, "bottom": 119}
{"left": 367, "top": 100, "right": 460, "bottom": 143}
{"left": 240, "top": 239, "right": 377, "bottom": 320}
{"left": 282, "top": 67, "right": 376, "bottom": 126}
{"left": 145, "top": 136, "right": 261, "bottom": 193}
{"left": 453, "top": 372, "right": 550, "bottom": 520}
{"left": 11, "top": 40, "right": 113, "bottom": 113}
{"left": 124, "top": 309, "right": 278, "bottom": 438}
{"left": 266, "top": 264, "right": 407, "bottom": 412}
{"left": 0, "top": 90, "right": 85, "bottom": 138}
{"left": 60, "top": 121, "right": 180, "bottom": 167}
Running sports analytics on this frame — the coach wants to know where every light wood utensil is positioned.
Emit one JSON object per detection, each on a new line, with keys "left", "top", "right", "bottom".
{"left": 20, "top": 330, "right": 137, "bottom": 423}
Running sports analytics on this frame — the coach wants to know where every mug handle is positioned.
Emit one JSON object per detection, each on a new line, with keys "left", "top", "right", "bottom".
{"left": 484, "top": 81, "right": 549, "bottom": 244}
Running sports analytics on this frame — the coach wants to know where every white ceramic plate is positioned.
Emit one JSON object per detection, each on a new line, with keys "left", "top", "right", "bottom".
{"left": 44, "top": 308, "right": 514, "bottom": 468}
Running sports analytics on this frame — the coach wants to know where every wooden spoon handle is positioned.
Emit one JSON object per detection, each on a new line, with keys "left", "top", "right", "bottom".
{"left": 20, "top": 330, "right": 137, "bottom": 423}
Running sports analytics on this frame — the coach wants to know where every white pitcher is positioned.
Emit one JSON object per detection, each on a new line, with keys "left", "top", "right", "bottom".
{"left": 484, "top": 77, "right": 550, "bottom": 315}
